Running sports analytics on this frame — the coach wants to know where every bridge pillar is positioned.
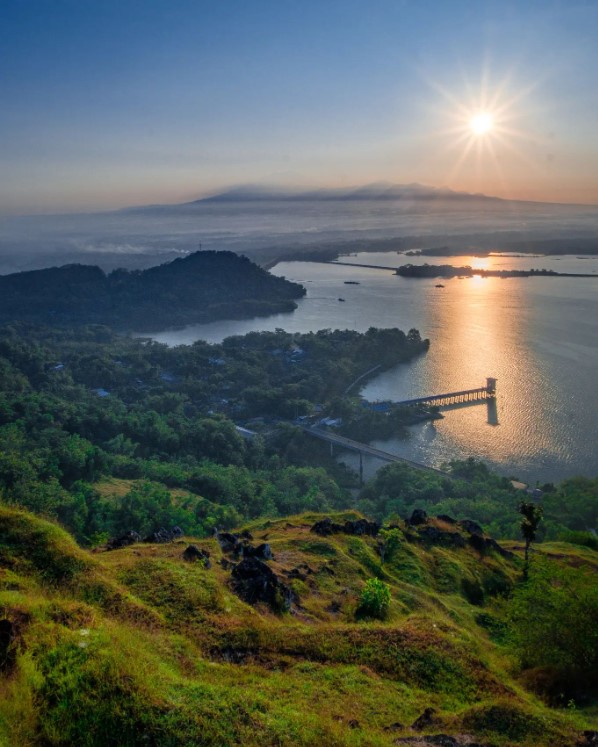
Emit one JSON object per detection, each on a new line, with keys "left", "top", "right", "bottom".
{"left": 486, "top": 377, "right": 497, "bottom": 394}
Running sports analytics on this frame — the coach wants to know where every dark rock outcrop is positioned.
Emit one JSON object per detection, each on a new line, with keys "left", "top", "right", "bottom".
{"left": 231, "top": 557, "right": 293, "bottom": 612}
{"left": 182, "top": 544, "right": 211, "bottom": 567}
{"left": 216, "top": 531, "right": 273, "bottom": 560}
{"left": 436, "top": 514, "right": 456, "bottom": 524}
{"left": 411, "top": 707, "right": 438, "bottom": 731}
{"left": 216, "top": 531, "right": 241, "bottom": 554}
{"left": 244, "top": 542, "right": 274, "bottom": 560}
{"left": 418, "top": 525, "right": 466, "bottom": 548}
{"left": 106, "top": 530, "right": 141, "bottom": 550}
{"left": 311, "top": 518, "right": 341, "bottom": 536}
{"left": 383, "top": 720, "right": 404, "bottom": 732}
{"left": 310, "top": 517, "right": 379, "bottom": 537}
{"left": 286, "top": 563, "right": 314, "bottom": 582}
{"left": 143, "top": 526, "right": 183, "bottom": 543}
{"left": 458, "top": 519, "right": 484, "bottom": 536}
{"left": 469, "top": 533, "right": 513, "bottom": 559}
{"left": 344, "top": 518, "right": 380, "bottom": 536}
{"left": 408, "top": 509, "right": 428, "bottom": 526}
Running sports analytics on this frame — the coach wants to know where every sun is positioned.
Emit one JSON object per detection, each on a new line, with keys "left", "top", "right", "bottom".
{"left": 470, "top": 112, "right": 494, "bottom": 135}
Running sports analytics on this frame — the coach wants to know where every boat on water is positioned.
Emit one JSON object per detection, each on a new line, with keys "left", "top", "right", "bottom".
{"left": 435, "top": 284, "right": 445, "bottom": 288}
{"left": 343, "top": 280, "right": 360, "bottom": 285}
{"left": 338, "top": 298, "right": 346, "bottom": 302}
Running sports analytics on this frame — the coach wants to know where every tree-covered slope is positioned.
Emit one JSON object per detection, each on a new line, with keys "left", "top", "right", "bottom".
{"left": 0, "top": 251, "right": 305, "bottom": 330}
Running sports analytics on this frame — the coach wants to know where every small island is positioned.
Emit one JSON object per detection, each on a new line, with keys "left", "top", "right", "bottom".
{"left": 395, "top": 263, "right": 595, "bottom": 279}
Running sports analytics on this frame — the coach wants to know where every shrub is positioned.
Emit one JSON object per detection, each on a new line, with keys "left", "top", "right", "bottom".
{"left": 508, "top": 558, "right": 598, "bottom": 687}
{"left": 356, "top": 578, "right": 391, "bottom": 620}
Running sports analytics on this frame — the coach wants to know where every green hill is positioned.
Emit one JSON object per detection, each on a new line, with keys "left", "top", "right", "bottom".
{"left": 0, "top": 505, "right": 596, "bottom": 746}
{"left": 0, "top": 251, "right": 305, "bottom": 331}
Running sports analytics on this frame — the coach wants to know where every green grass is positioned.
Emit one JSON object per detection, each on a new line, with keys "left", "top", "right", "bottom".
{"left": 0, "top": 506, "right": 595, "bottom": 745}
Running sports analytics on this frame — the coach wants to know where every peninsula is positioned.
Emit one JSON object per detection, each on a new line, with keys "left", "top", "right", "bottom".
{"left": 0, "top": 251, "right": 305, "bottom": 331}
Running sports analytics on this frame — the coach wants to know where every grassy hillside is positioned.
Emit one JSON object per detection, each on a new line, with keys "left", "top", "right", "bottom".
{"left": 0, "top": 505, "right": 596, "bottom": 746}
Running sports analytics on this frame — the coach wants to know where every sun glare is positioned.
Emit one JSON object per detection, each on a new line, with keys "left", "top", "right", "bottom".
{"left": 470, "top": 112, "right": 494, "bottom": 135}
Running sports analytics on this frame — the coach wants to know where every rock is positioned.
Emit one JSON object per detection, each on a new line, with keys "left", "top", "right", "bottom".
{"left": 344, "top": 518, "right": 380, "bottom": 536}
{"left": 458, "top": 519, "right": 484, "bottom": 536}
{"left": 231, "top": 557, "right": 293, "bottom": 612}
{"left": 143, "top": 527, "right": 179, "bottom": 543}
{"left": 181, "top": 544, "right": 211, "bottom": 567}
{"left": 347, "top": 719, "right": 360, "bottom": 729}
{"left": 409, "top": 509, "right": 428, "bottom": 526}
{"left": 239, "top": 529, "right": 253, "bottom": 540}
{"left": 468, "top": 533, "right": 513, "bottom": 558}
{"left": 216, "top": 531, "right": 240, "bottom": 554}
{"left": 418, "top": 525, "right": 466, "bottom": 548}
{"left": 383, "top": 721, "right": 404, "bottom": 732}
{"left": 248, "top": 542, "right": 274, "bottom": 561}
{"left": 411, "top": 707, "right": 437, "bottom": 731}
{"left": 106, "top": 530, "right": 141, "bottom": 550}
{"left": 0, "top": 619, "right": 15, "bottom": 671}
{"left": 220, "top": 557, "right": 236, "bottom": 571}
{"left": 436, "top": 514, "right": 456, "bottom": 524}
{"left": 310, "top": 517, "right": 380, "bottom": 537}
{"left": 286, "top": 568, "right": 307, "bottom": 581}
{"left": 578, "top": 731, "right": 598, "bottom": 746}
{"left": 310, "top": 517, "right": 341, "bottom": 536}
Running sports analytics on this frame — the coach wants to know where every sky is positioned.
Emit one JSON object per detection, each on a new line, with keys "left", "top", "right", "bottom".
{"left": 2, "top": 0, "right": 598, "bottom": 214}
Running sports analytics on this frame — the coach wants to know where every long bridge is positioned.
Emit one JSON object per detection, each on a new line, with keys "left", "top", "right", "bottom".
{"left": 396, "top": 378, "right": 497, "bottom": 407}
{"left": 299, "top": 426, "right": 450, "bottom": 483}
{"left": 299, "top": 379, "right": 497, "bottom": 483}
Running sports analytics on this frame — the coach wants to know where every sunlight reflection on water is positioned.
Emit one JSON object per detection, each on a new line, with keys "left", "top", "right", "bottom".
{"left": 142, "top": 255, "right": 598, "bottom": 483}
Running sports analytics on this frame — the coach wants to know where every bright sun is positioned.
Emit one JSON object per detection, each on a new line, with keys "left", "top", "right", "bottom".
{"left": 470, "top": 112, "right": 494, "bottom": 135}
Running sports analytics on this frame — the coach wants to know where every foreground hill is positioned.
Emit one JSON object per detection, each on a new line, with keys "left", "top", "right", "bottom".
{"left": 0, "top": 505, "right": 596, "bottom": 746}
{"left": 0, "top": 251, "right": 305, "bottom": 331}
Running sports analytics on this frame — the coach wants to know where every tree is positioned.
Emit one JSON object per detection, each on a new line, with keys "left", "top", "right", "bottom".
{"left": 519, "top": 501, "right": 543, "bottom": 579}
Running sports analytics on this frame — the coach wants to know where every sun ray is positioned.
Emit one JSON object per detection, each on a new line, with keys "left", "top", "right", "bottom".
{"left": 420, "top": 63, "right": 544, "bottom": 195}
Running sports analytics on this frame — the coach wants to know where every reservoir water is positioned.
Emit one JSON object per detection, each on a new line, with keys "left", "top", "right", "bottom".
{"left": 142, "top": 252, "right": 598, "bottom": 484}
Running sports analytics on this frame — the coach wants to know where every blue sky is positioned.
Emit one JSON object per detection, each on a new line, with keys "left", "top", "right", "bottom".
{"left": 2, "top": 0, "right": 598, "bottom": 213}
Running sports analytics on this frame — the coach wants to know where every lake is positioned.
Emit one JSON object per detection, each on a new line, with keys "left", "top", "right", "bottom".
{"left": 141, "top": 252, "right": 598, "bottom": 485}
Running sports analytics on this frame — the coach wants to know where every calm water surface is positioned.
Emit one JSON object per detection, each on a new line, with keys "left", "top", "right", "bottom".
{"left": 143, "top": 253, "right": 598, "bottom": 484}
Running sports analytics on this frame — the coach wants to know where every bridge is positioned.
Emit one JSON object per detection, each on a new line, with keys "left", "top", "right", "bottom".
{"left": 299, "top": 425, "right": 450, "bottom": 483}
{"left": 396, "top": 378, "right": 497, "bottom": 407}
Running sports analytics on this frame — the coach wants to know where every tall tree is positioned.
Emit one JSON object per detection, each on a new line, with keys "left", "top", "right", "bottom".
{"left": 519, "top": 501, "right": 543, "bottom": 579}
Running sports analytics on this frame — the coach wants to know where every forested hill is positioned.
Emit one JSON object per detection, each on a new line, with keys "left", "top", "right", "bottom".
{"left": 0, "top": 250, "right": 305, "bottom": 331}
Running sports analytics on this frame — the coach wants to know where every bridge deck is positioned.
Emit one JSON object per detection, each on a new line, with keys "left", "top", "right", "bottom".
{"left": 301, "top": 426, "right": 449, "bottom": 476}
{"left": 397, "top": 387, "right": 493, "bottom": 406}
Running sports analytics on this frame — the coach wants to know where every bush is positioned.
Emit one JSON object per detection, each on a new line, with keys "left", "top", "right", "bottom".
{"left": 508, "top": 558, "right": 598, "bottom": 687}
{"left": 356, "top": 578, "right": 391, "bottom": 620}
{"left": 557, "top": 530, "right": 598, "bottom": 551}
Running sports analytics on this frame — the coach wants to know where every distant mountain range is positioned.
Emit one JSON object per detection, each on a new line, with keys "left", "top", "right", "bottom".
{"left": 123, "top": 182, "right": 504, "bottom": 214}
{"left": 194, "top": 182, "right": 502, "bottom": 204}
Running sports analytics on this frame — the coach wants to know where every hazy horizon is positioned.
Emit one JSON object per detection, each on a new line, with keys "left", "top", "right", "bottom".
{"left": 3, "top": 1, "right": 598, "bottom": 215}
